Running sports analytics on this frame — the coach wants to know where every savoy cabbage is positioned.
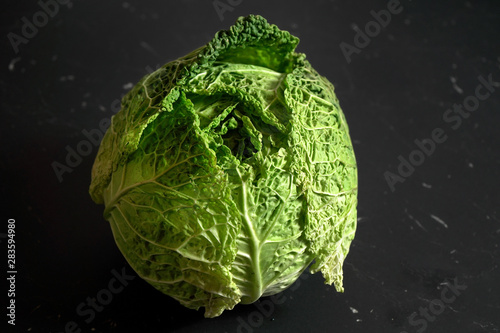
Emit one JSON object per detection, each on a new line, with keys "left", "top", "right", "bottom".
{"left": 90, "top": 15, "right": 357, "bottom": 317}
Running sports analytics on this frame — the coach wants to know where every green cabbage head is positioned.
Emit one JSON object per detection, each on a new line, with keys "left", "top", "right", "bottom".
{"left": 89, "top": 15, "right": 357, "bottom": 318}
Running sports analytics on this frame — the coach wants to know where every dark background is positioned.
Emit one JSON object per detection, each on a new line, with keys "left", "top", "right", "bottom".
{"left": 1, "top": 0, "right": 499, "bottom": 332}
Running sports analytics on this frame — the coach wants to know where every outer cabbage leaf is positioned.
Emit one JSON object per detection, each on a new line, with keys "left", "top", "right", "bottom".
{"left": 90, "top": 15, "right": 357, "bottom": 317}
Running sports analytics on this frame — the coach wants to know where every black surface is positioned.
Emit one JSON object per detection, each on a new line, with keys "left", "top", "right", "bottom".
{"left": 1, "top": 0, "right": 499, "bottom": 332}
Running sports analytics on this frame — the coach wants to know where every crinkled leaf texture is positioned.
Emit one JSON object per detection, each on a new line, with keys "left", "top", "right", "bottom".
{"left": 89, "top": 15, "right": 357, "bottom": 318}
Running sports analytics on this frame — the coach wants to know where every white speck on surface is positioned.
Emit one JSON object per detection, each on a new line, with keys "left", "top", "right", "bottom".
{"left": 356, "top": 319, "right": 362, "bottom": 322}
{"left": 350, "top": 307, "right": 359, "bottom": 314}
{"left": 468, "top": 162, "right": 474, "bottom": 168}
{"left": 123, "top": 82, "right": 134, "bottom": 90}
{"left": 450, "top": 76, "right": 463, "bottom": 94}
{"left": 450, "top": 249, "right": 456, "bottom": 254}
{"left": 99, "top": 105, "right": 106, "bottom": 112}
{"left": 406, "top": 210, "right": 427, "bottom": 232}
{"left": 81, "top": 101, "right": 87, "bottom": 108}
{"left": 422, "top": 182, "right": 432, "bottom": 189}
{"left": 430, "top": 214, "right": 448, "bottom": 228}
{"left": 8, "top": 57, "right": 21, "bottom": 72}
